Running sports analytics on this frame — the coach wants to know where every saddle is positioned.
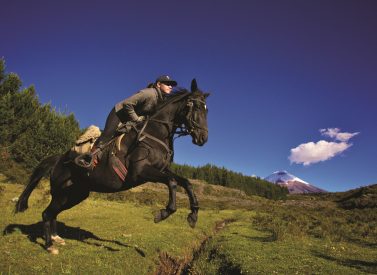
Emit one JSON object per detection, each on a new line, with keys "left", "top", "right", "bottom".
{"left": 72, "top": 125, "right": 101, "bottom": 154}
{"left": 72, "top": 126, "right": 128, "bottom": 181}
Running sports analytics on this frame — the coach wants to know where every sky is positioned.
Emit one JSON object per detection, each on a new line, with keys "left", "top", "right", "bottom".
{"left": 1, "top": 0, "right": 376, "bottom": 192}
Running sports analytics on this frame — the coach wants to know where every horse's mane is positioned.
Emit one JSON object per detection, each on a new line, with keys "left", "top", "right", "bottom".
{"left": 153, "top": 89, "right": 191, "bottom": 115}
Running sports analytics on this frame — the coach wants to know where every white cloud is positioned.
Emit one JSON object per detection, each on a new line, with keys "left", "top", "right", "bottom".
{"left": 289, "top": 140, "right": 351, "bottom": 166}
{"left": 320, "top": 128, "right": 359, "bottom": 142}
{"left": 289, "top": 128, "right": 359, "bottom": 166}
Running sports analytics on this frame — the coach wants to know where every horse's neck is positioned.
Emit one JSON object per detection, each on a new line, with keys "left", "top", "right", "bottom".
{"left": 148, "top": 101, "right": 182, "bottom": 138}
{"left": 155, "top": 99, "right": 184, "bottom": 123}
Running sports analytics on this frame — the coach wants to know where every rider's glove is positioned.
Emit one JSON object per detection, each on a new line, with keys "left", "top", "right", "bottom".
{"left": 135, "top": 116, "right": 145, "bottom": 123}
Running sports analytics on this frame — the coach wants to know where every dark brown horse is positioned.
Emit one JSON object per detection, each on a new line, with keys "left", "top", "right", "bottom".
{"left": 15, "top": 79, "right": 209, "bottom": 254}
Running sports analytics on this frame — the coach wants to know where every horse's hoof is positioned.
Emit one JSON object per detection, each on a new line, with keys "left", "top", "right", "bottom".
{"left": 52, "top": 235, "right": 66, "bottom": 246}
{"left": 154, "top": 212, "right": 163, "bottom": 223}
{"left": 47, "top": 245, "right": 59, "bottom": 255}
{"left": 187, "top": 213, "right": 197, "bottom": 228}
{"left": 154, "top": 209, "right": 168, "bottom": 223}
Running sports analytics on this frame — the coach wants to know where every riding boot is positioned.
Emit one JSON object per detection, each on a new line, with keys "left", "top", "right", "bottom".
{"left": 90, "top": 140, "right": 107, "bottom": 165}
{"left": 75, "top": 108, "right": 122, "bottom": 169}
{"left": 75, "top": 139, "right": 109, "bottom": 169}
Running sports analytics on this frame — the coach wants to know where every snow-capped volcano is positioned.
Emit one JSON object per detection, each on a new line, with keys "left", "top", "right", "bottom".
{"left": 264, "top": 171, "right": 326, "bottom": 194}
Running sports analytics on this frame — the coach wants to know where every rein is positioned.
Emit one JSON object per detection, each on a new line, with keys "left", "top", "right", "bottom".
{"left": 130, "top": 91, "right": 207, "bottom": 171}
{"left": 151, "top": 95, "right": 208, "bottom": 136}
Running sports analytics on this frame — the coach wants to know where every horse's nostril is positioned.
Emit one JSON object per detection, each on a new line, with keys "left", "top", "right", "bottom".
{"left": 197, "top": 134, "right": 207, "bottom": 145}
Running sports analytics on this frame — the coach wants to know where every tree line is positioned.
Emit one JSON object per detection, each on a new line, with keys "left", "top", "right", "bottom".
{"left": 0, "top": 58, "right": 81, "bottom": 182}
{"left": 170, "top": 163, "right": 288, "bottom": 199}
{"left": 0, "top": 58, "right": 287, "bottom": 199}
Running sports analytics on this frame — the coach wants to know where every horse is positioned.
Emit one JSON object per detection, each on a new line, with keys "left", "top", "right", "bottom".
{"left": 15, "top": 79, "right": 209, "bottom": 254}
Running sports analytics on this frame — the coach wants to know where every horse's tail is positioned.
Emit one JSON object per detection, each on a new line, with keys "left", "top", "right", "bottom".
{"left": 15, "top": 154, "right": 61, "bottom": 213}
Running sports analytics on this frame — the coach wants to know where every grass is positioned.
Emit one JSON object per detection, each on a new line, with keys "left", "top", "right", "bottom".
{"left": 0, "top": 181, "right": 243, "bottom": 274}
{"left": 188, "top": 217, "right": 377, "bottom": 274}
{"left": 1, "top": 174, "right": 376, "bottom": 274}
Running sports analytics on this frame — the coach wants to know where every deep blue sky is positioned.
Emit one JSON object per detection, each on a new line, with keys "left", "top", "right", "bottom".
{"left": 1, "top": 0, "right": 376, "bottom": 191}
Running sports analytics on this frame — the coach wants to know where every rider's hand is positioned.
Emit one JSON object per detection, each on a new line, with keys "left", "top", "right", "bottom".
{"left": 135, "top": 116, "right": 145, "bottom": 123}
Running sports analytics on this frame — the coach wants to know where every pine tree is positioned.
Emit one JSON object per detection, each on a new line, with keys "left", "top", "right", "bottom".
{"left": 170, "top": 162, "right": 289, "bottom": 199}
{"left": 0, "top": 92, "right": 14, "bottom": 145}
{"left": 0, "top": 59, "right": 81, "bottom": 180}
{"left": 0, "top": 59, "right": 22, "bottom": 96}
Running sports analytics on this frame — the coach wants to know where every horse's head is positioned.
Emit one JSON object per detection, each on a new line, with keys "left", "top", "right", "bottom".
{"left": 183, "top": 79, "right": 210, "bottom": 146}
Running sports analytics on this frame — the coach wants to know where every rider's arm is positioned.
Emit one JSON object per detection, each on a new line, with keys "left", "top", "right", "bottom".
{"left": 114, "top": 89, "right": 155, "bottom": 122}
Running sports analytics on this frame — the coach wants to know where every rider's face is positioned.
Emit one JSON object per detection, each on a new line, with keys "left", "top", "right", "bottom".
{"left": 157, "top": 82, "right": 173, "bottom": 94}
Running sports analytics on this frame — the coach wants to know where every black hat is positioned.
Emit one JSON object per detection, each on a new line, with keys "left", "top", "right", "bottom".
{"left": 155, "top": 75, "right": 177, "bottom": 87}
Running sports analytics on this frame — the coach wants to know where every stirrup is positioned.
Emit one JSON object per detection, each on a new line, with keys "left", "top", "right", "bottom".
{"left": 74, "top": 153, "right": 93, "bottom": 169}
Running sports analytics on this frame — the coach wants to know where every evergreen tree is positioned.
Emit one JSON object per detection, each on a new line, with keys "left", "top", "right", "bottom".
{"left": 0, "top": 58, "right": 5, "bottom": 84}
{"left": 0, "top": 59, "right": 22, "bottom": 96}
{"left": 170, "top": 162, "right": 288, "bottom": 200}
{"left": 0, "top": 92, "right": 14, "bottom": 145}
{"left": 0, "top": 59, "right": 81, "bottom": 180}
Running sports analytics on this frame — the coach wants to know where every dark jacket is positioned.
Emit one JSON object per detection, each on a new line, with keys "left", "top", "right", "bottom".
{"left": 114, "top": 87, "right": 164, "bottom": 122}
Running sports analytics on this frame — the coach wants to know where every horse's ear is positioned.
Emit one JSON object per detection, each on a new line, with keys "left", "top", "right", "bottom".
{"left": 204, "top": 93, "right": 210, "bottom": 98}
{"left": 191, "top": 78, "right": 198, "bottom": 92}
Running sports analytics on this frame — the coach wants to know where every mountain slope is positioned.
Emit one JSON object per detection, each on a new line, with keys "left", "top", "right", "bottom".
{"left": 265, "top": 171, "right": 326, "bottom": 194}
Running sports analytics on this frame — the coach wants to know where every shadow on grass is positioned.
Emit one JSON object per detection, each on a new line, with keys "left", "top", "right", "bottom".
{"left": 2, "top": 221, "right": 145, "bottom": 257}
{"left": 312, "top": 250, "right": 377, "bottom": 274}
{"left": 345, "top": 237, "right": 377, "bottom": 248}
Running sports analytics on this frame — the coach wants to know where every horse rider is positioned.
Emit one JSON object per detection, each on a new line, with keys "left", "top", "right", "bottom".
{"left": 76, "top": 75, "right": 178, "bottom": 168}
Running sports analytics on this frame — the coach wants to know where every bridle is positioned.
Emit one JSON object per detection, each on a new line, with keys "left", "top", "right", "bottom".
{"left": 174, "top": 96, "right": 208, "bottom": 138}
{"left": 130, "top": 92, "right": 208, "bottom": 171}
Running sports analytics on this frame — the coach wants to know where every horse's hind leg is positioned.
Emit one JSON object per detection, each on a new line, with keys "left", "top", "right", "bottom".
{"left": 42, "top": 198, "right": 62, "bottom": 254}
{"left": 51, "top": 219, "right": 65, "bottom": 245}
{"left": 42, "top": 183, "right": 89, "bottom": 254}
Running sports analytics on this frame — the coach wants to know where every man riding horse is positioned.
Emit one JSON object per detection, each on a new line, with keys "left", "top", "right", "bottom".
{"left": 15, "top": 77, "right": 209, "bottom": 254}
{"left": 77, "top": 75, "right": 178, "bottom": 168}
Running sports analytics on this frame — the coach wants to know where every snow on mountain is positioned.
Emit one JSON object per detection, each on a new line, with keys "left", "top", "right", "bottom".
{"left": 265, "top": 171, "right": 310, "bottom": 185}
{"left": 264, "top": 171, "right": 326, "bottom": 194}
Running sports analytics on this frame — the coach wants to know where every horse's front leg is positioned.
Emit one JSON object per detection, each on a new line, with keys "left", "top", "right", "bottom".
{"left": 165, "top": 170, "right": 199, "bottom": 228}
{"left": 133, "top": 165, "right": 178, "bottom": 223}
{"left": 183, "top": 180, "right": 199, "bottom": 228}
{"left": 154, "top": 178, "right": 177, "bottom": 223}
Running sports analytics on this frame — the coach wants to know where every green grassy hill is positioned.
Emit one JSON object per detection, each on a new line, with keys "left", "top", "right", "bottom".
{"left": 1, "top": 174, "right": 376, "bottom": 274}
{"left": 333, "top": 184, "right": 377, "bottom": 209}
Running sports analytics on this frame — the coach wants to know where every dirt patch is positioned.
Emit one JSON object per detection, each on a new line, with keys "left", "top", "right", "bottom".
{"left": 154, "top": 252, "right": 188, "bottom": 275}
{"left": 154, "top": 219, "right": 236, "bottom": 275}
